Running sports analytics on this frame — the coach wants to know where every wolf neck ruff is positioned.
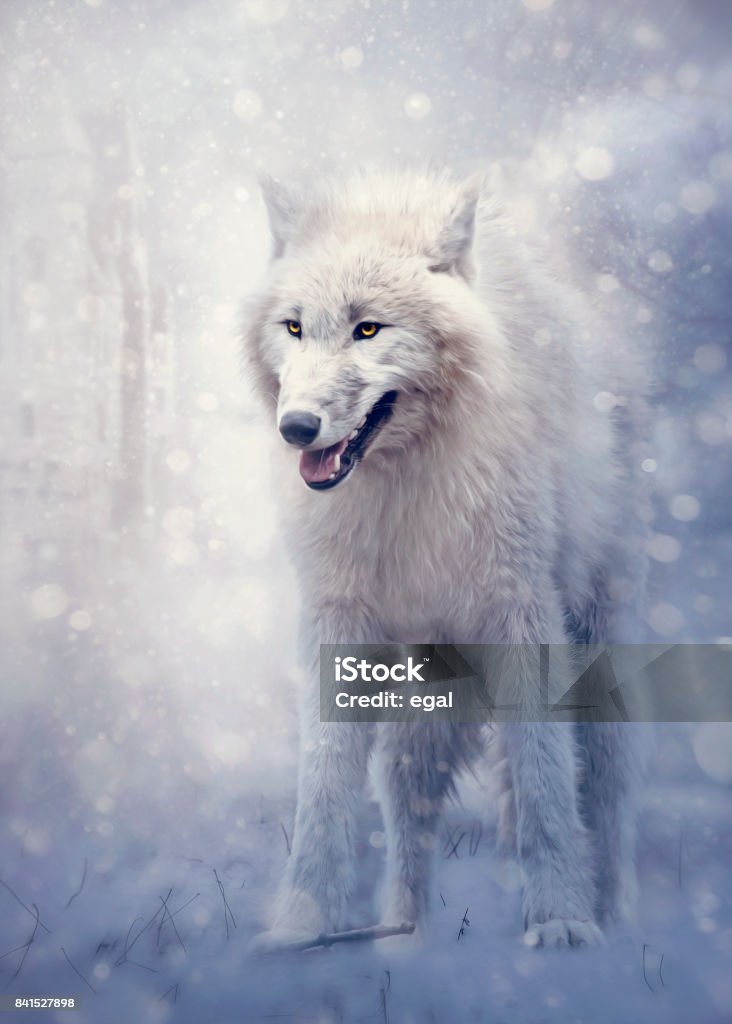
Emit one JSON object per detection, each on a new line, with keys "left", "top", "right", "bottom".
{"left": 301, "top": 389, "right": 398, "bottom": 491}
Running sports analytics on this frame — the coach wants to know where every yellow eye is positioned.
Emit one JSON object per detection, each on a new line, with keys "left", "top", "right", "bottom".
{"left": 354, "top": 321, "right": 381, "bottom": 340}
{"left": 286, "top": 320, "right": 302, "bottom": 337}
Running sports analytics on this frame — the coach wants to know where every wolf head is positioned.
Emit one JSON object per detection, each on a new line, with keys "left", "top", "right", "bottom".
{"left": 242, "top": 171, "right": 490, "bottom": 491}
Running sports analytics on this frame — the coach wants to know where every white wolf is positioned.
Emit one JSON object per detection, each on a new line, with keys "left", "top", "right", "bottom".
{"left": 242, "top": 170, "right": 650, "bottom": 951}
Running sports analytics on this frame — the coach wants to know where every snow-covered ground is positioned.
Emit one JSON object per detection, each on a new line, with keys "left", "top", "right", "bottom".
{"left": 1, "top": 673, "right": 731, "bottom": 1024}
{"left": 1, "top": 1, "right": 731, "bottom": 1021}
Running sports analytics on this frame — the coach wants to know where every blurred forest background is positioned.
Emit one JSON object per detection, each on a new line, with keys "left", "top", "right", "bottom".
{"left": 0, "top": 2, "right": 731, "bottom": 1022}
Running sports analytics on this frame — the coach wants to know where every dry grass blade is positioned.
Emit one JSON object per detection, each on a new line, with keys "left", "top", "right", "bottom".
{"left": 61, "top": 947, "right": 96, "bottom": 994}
{"left": 0, "top": 879, "right": 51, "bottom": 934}
{"left": 66, "top": 859, "right": 88, "bottom": 909}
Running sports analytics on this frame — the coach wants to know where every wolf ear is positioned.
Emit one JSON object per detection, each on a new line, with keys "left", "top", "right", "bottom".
{"left": 429, "top": 173, "right": 484, "bottom": 278}
{"left": 259, "top": 175, "right": 301, "bottom": 259}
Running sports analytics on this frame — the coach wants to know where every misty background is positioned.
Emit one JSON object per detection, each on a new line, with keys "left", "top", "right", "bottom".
{"left": 1, "top": 1, "right": 731, "bottom": 1021}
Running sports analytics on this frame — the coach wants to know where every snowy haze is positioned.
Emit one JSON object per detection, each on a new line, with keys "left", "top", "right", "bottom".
{"left": 1, "top": 1, "right": 731, "bottom": 1022}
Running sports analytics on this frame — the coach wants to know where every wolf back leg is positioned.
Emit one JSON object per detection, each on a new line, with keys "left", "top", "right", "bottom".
{"left": 577, "top": 722, "right": 651, "bottom": 925}
{"left": 570, "top": 557, "right": 651, "bottom": 926}
{"left": 489, "top": 729, "right": 517, "bottom": 856}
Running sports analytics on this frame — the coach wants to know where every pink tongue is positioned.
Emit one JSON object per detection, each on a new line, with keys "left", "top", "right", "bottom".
{"left": 299, "top": 437, "right": 349, "bottom": 484}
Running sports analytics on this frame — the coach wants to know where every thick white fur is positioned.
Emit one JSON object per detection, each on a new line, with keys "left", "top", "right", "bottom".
{"left": 242, "top": 170, "right": 651, "bottom": 951}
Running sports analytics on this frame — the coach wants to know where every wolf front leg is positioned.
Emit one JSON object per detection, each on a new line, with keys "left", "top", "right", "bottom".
{"left": 250, "top": 607, "right": 377, "bottom": 953}
{"left": 495, "top": 642, "right": 603, "bottom": 948}
{"left": 373, "top": 722, "right": 482, "bottom": 932}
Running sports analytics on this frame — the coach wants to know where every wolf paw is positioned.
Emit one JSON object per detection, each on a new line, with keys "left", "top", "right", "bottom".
{"left": 523, "top": 918, "right": 604, "bottom": 949}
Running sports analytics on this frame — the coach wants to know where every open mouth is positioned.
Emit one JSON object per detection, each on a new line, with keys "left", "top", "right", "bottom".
{"left": 299, "top": 391, "right": 398, "bottom": 491}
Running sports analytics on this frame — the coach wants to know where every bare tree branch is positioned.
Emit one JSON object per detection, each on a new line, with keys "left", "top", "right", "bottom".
{"left": 254, "top": 923, "right": 415, "bottom": 954}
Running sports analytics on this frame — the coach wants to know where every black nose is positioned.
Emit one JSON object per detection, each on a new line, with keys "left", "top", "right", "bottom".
{"left": 279, "top": 410, "right": 322, "bottom": 447}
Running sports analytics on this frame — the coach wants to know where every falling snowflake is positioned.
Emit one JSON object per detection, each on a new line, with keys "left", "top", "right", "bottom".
{"left": 339, "top": 46, "right": 364, "bottom": 70}
{"left": 166, "top": 449, "right": 192, "bottom": 475}
{"left": 197, "top": 392, "right": 220, "bottom": 412}
{"left": 243, "top": 0, "right": 289, "bottom": 25}
{"left": 574, "top": 147, "right": 614, "bottom": 181}
{"left": 593, "top": 391, "right": 617, "bottom": 412}
{"left": 647, "top": 533, "right": 681, "bottom": 563}
{"left": 233, "top": 89, "right": 263, "bottom": 122}
{"left": 29, "top": 584, "right": 69, "bottom": 621}
{"left": 679, "top": 181, "right": 716, "bottom": 215}
{"left": 404, "top": 92, "right": 432, "bottom": 119}
{"left": 692, "top": 724, "right": 732, "bottom": 784}
{"left": 653, "top": 202, "right": 677, "bottom": 224}
{"left": 162, "top": 506, "right": 196, "bottom": 540}
{"left": 669, "top": 494, "right": 701, "bottom": 522}
{"left": 693, "top": 345, "right": 726, "bottom": 375}
{"left": 648, "top": 250, "right": 673, "bottom": 273}
{"left": 69, "top": 609, "right": 93, "bottom": 632}
{"left": 647, "top": 602, "right": 684, "bottom": 637}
